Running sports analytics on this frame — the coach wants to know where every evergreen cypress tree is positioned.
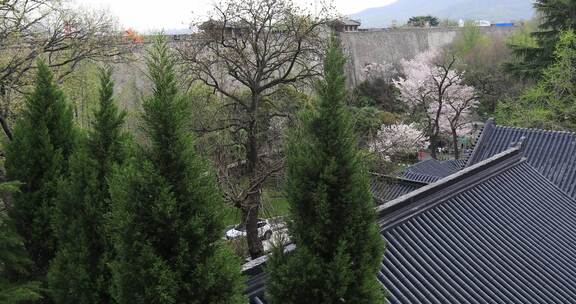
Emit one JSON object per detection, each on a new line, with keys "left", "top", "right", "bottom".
{"left": 108, "top": 36, "right": 244, "bottom": 304}
{"left": 266, "top": 36, "right": 385, "bottom": 304}
{"left": 48, "top": 67, "right": 127, "bottom": 303}
{"left": 5, "top": 61, "right": 76, "bottom": 280}
{"left": 0, "top": 181, "right": 42, "bottom": 304}
{"left": 505, "top": 0, "right": 576, "bottom": 79}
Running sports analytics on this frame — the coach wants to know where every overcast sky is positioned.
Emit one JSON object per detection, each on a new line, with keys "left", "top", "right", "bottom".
{"left": 75, "top": 0, "right": 397, "bottom": 32}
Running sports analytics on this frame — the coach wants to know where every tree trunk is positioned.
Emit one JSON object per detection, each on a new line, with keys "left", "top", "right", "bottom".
{"left": 430, "top": 140, "right": 437, "bottom": 159}
{"left": 429, "top": 131, "right": 438, "bottom": 159}
{"left": 0, "top": 115, "right": 13, "bottom": 141}
{"left": 489, "top": 99, "right": 497, "bottom": 116}
{"left": 243, "top": 194, "right": 263, "bottom": 259}
{"left": 452, "top": 129, "right": 460, "bottom": 160}
{"left": 244, "top": 102, "right": 264, "bottom": 259}
{"left": 0, "top": 86, "right": 13, "bottom": 140}
{"left": 431, "top": 107, "right": 443, "bottom": 160}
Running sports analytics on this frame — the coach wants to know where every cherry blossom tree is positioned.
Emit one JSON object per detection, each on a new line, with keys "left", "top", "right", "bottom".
{"left": 394, "top": 48, "right": 477, "bottom": 159}
{"left": 361, "top": 62, "right": 397, "bottom": 82}
{"left": 441, "top": 89, "right": 478, "bottom": 157}
{"left": 369, "top": 123, "right": 428, "bottom": 161}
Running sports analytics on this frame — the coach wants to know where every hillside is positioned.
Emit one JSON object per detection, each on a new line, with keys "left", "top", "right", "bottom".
{"left": 351, "top": 0, "right": 535, "bottom": 28}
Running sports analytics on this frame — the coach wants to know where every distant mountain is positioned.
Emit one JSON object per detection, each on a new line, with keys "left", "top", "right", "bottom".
{"left": 351, "top": 0, "right": 535, "bottom": 28}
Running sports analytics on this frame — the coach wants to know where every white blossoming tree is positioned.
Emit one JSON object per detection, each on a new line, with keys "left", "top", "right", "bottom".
{"left": 441, "top": 90, "right": 478, "bottom": 157}
{"left": 394, "top": 48, "right": 477, "bottom": 159}
{"left": 361, "top": 62, "right": 397, "bottom": 82}
{"left": 370, "top": 123, "right": 428, "bottom": 161}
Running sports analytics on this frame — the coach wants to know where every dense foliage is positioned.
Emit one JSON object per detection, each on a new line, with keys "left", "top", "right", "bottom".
{"left": 266, "top": 36, "right": 385, "bottom": 303}
{"left": 497, "top": 30, "right": 576, "bottom": 130}
{"left": 107, "top": 36, "right": 244, "bottom": 304}
{"left": 352, "top": 78, "right": 403, "bottom": 112}
{"left": 0, "top": 181, "right": 42, "bottom": 304}
{"left": 451, "top": 24, "right": 528, "bottom": 118}
{"left": 505, "top": 0, "right": 576, "bottom": 79}
{"left": 407, "top": 15, "right": 440, "bottom": 27}
{"left": 350, "top": 62, "right": 405, "bottom": 151}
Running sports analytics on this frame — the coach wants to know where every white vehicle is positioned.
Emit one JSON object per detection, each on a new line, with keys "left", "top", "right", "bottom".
{"left": 225, "top": 218, "right": 273, "bottom": 240}
{"left": 474, "top": 20, "right": 491, "bottom": 27}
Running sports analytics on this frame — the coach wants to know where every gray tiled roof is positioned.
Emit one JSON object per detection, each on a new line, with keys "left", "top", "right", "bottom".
{"left": 370, "top": 174, "right": 428, "bottom": 204}
{"left": 441, "top": 159, "right": 467, "bottom": 172}
{"left": 246, "top": 146, "right": 576, "bottom": 303}
{"left": 379, "top": 148, "right": 576, "bottom": 303}
{"left": 399, "top": 158, "right": 466, "bottom": 184}
{"left": 341, "top": 18, "right": 361, "bottom": 26}
{"left": 467, "top": 119, "right": 576, "bottom": 198}
{"left": 400, "top": 170, "right": 441, "bottom": 183}
{"left": 403, "top": 159, "right": 456, "bottom": 177}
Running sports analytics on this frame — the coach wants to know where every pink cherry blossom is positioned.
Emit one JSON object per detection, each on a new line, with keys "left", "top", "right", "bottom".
{"left": 394, "top": 49, "right": 478, "bottom": 158}
{"left": 369, "top": 123, "right": 428, "bottom": 160}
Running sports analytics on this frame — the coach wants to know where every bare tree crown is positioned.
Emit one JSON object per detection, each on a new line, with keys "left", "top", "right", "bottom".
{"left": 180, "top": 0, "right": 330, "bottom": 100}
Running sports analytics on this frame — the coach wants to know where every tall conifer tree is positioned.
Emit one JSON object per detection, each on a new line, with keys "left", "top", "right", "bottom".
{"left": 108, "top": 36, "right": 244, "bottom": 304}
{"left": 505, "top": 0, "right": 576, "bottom": 79}
{"left": 267, "top": 36, "right": 385, "bottom": 303}
{"left": 48, "top": 67, "right": 126, "bottom": 303}
{"left": 5, "top": 61, "right": 76, "bottom": 281}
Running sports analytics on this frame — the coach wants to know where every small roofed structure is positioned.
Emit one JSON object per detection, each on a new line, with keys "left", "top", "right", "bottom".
{"left": 329, "top": 18, "right": 361, "bottom": 32}
{"left": 199, "top": 19, "right": 247, "bottom": 38}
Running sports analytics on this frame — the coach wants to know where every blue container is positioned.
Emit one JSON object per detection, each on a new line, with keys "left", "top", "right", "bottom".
{"left": 494, "top": 23, "right": 514, "bottom": 27}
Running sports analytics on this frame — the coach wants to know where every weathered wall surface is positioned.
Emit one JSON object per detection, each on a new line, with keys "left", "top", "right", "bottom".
{"left": 111, "top": 26, "right": 518, "bottom": 101}
{"left": 340, "top": 27, "right": 517, "bottom": 87}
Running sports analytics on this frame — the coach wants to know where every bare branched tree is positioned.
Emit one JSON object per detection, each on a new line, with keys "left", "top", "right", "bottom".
{"left": 0, "top": 0, "right": 132, "bottom": 140}
{"left": 178, "top": 0, "right": 331, "bottom": 258}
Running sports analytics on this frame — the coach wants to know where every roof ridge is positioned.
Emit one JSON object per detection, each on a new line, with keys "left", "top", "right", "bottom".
{"left": 495, "top": 124, "right": 576, "bottom": 134}
{"left": 400, "top": 171, "right": 443, "bottom": 183}
{"left": 370, "top": 172, "right": 430, "bottom": 186}
{"left": 377, "top": 146, "right": 524, "bottom": 231}
{"left": 241, "top": 244, "right": 296, "bottom": 274}
{"left": 466, "top": 118, "right": 495, "bottom": 166}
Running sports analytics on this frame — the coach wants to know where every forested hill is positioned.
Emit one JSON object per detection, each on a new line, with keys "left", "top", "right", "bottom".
{"left": 351, "top": 0, "right": 535, "bottom": 28}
